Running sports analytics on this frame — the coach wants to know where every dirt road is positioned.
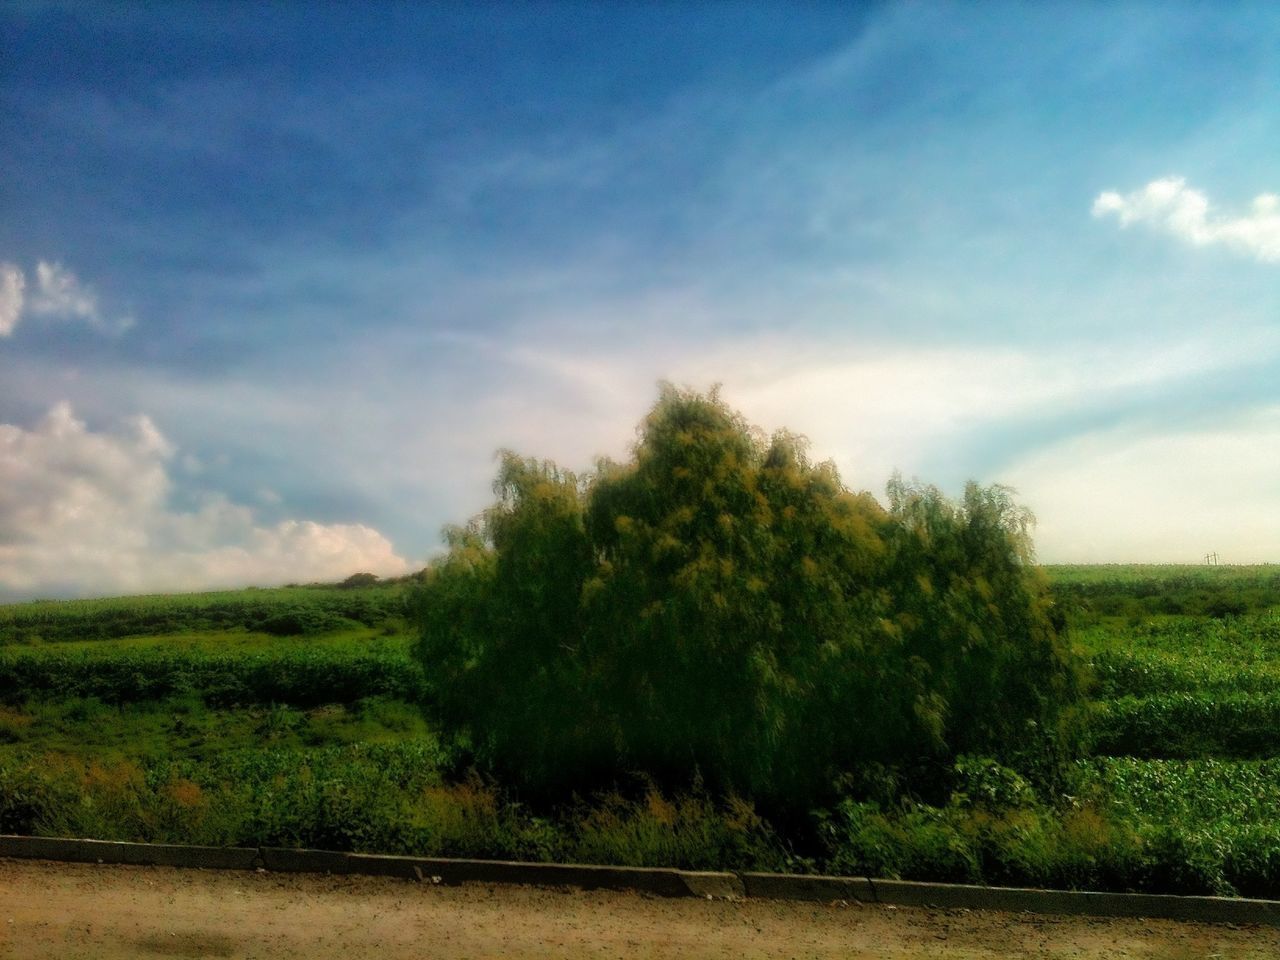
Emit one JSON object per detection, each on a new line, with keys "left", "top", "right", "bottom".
{"left": 2, "top": 858, "right": 1278, "bottom": 959}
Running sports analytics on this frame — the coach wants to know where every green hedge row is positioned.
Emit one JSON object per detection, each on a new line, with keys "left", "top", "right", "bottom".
{"left": 1090, "top": 650, "right": 1280, "bottom": 699}
{"left": 0, "top": 588, "right": 409, "bottom": 645}
{"left": 1088, "top": 693, "right": 1280, "bottom": 759}
{"left": 0, "top": 648, "right": 425, "bottom": 707}
{"left": 1045, "top": 565, "right": 1280, "bottom": 623}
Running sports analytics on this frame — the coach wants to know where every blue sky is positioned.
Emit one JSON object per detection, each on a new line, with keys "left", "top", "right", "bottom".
{"left": 3, "top": 2, "right": 1280, "bottom": 597}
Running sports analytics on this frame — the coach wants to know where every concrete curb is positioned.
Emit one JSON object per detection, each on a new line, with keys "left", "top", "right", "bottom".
{"left": 0, "top": 835, "right": 259, "bottom": 870}
{"left": 740, "top": 871, "right": 875, "bottom": 903}
{"left": 4, "top": 835, "right": 1280, "bottom": 925}
{"left": 0, "top": 836, "right": 740, "bottom": 900}
{"left": 261, "top": 847, "right": 745, "bottom": 898}
{"left": 865, "top": 877, "right": 1280, "bottom": 925}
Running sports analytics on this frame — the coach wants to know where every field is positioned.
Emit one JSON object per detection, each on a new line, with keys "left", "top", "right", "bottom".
{"left": 3, "top": 565, "right": 1280, "bottom": 895}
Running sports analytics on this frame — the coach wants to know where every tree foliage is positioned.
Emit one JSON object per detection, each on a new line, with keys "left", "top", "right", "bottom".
{"left": 415, "top": 386, "right": 1082, "bottom": 810}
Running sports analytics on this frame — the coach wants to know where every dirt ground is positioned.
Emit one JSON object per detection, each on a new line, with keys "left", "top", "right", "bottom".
{"left": 2, "top": 858, "right": 1278, "bottom": 960}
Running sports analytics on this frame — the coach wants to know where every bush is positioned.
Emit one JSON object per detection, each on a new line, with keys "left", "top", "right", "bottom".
{"left": 817, "top": 790, "right": 1146, "bottom": 892}
{"left": 414, "top": 386, "right": 1082, "bottom": 813}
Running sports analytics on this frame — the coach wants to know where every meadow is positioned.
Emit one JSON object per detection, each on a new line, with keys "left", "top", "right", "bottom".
{"left": 3, "top": 564, "right": 1280, "bottom": 894}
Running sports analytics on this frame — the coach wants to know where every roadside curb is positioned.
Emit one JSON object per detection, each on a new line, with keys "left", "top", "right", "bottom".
{"left": 864, "top": 878, "right": 1280, "bottom": 926}
{"left": 4, "top": 834, "right": 1280, "bottom": 926}
{"left": 260, "top": 847, "right": 745, "bottom": 898}
{"left": 0, "top": 835, "right": 259, "bottom": 871}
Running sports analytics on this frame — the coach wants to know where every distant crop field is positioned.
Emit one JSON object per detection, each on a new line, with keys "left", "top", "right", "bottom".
{"left": 0, "top": 584, "right": 412, "bottom": 645}
{"left": 4, "top": 566, "right": 1280, "bottom": 895}
{"left": 1043, "top": 563, "right": 1280, "bottom": 621}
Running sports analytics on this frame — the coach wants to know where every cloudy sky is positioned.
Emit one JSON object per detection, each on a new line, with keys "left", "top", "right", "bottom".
{"left": 2, "top": 3, "right": 1279, "bottom": 599}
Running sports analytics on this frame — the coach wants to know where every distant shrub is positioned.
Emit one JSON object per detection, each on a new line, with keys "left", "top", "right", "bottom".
{"left": 1206, "top": 598, "right": 1248, "bottom": 620}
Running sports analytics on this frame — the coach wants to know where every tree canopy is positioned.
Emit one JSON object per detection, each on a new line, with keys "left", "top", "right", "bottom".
{"left": 415, "top": 385, "right": 1081, "bottom": 811}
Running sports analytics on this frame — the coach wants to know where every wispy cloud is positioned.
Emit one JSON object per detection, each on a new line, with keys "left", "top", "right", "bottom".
{"left": 0, "top": 263, "right": 23, "bottom": 337}
{"left": 29, "top": 261, "right": 136, "bottom": 333}
{"left": 0, "top": 403, "right": 411, "bottom": 599}
{"left": 1093, "top": 177, "right": 1280, "bottom": 262}
{"left": 439, "top": 324, "right": 1280, "bottom": 505}
{"left": 0, "top": 260, "right": 135, "bottom": 337}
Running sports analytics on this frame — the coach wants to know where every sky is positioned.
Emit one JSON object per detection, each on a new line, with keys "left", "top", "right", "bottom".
{"left": 2, "top": 2, "right": 1280, "bottom": 599}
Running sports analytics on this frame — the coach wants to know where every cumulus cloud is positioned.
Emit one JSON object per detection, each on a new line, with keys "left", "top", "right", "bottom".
{"left": 1093, "top": 177, "right": 1280, "bottom": 262}
{"left": 0, "top": 404, "right": 411, "bottom": 599}
{"left": 0, "top": 263, "right": 24, "bottom": 336}
{"left": 0, "top": 260, "right": 135, "bottom": 337}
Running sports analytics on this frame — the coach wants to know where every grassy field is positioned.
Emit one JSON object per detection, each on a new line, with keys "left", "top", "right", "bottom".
{"left": 4, "top": 565, "right": 1280, "bottom": 893}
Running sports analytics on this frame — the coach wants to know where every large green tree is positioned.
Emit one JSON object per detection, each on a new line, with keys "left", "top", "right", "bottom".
{"left": 415, "top": 386, "right": 1081, "bottom": 810}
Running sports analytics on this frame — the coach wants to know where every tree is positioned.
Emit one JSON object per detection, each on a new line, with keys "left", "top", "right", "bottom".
{"left": 414, "top": 385, "right": 1081, "bottom": 811}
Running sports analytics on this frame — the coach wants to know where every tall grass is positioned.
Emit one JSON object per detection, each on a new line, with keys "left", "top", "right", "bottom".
{"left": 0, "top": 749, "right": 787, "bottom": 870}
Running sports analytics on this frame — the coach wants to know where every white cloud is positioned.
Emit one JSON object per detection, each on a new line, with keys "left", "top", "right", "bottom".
{"left": 0, "top": 403, "right": 411, "bottom": 599}
{"left": 0, "top": 263, "right": 24, "bottom": 337}
{"left": 30, "top": 261, "right": 98, "bottom": 319}
{"left": 29, "top": 260, "right": 136, "bottom": 333}
{"left": 467, "top": 326, "right": 1280, "bottom": 496}
{"left": 1001, "top": 407, "right": 1280, "bottom": 563}
{"left": 1093, "top": 177, "right": 1280, "bottom": 262}
{"left": 0, "top": 260, "right": 135, "bottom": 337}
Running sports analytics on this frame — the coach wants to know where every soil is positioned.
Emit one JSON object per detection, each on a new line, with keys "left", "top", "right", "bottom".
{"left": 2, "top": 858, "right": 1278, "bottom": 959}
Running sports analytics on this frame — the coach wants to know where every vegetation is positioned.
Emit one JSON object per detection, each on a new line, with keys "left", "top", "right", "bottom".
{"left": 0, "top": 645, "right": 422, "bottom": 707}
{"left": 415, "top": 386, "right": 1080, "bottom": 812}
{"left": 0, "top": 585, "right": 410, "bottom": 645}
{"left": 3, "top": 393, "right": 1280, "bottom": 896}
{"left": 1049, "top": 564, "right": 1280, "bottom": 624}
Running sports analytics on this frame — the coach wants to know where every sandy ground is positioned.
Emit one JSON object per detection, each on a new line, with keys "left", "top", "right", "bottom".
{"left": 2, "top": 858, "right": 1279, "bottom": 959}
